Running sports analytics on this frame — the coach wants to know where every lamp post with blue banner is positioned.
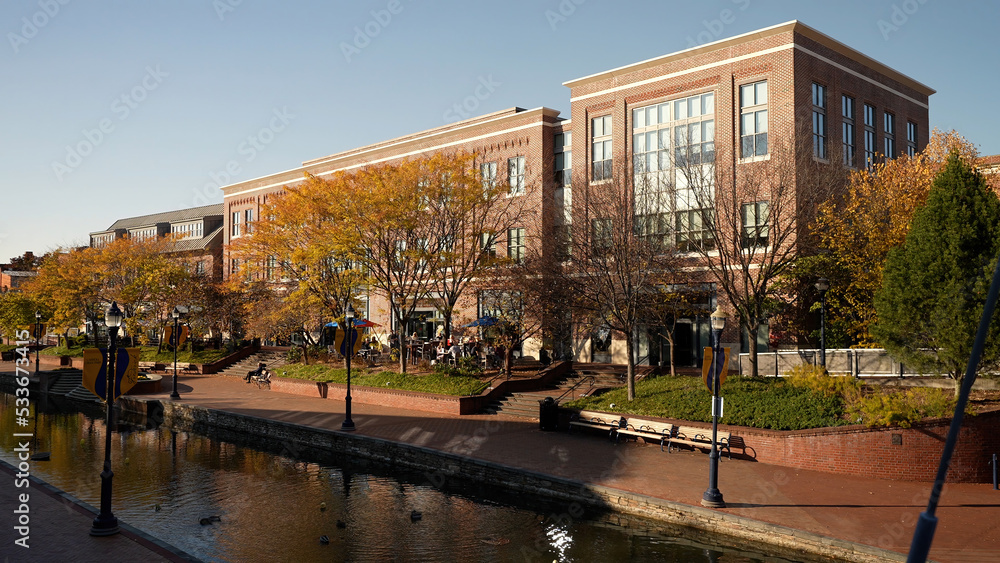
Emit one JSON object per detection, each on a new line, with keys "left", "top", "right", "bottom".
{"left": 91, "top": 301, "right": 122, "bottom": 536}
{"left": 342, "top": 303, "right": 356, "bottom": 431}
{"left": 701, "top": 306, "right": 728, "bottom": 509}
{"left": 33, "top": 311, "right": 40, "bottom": 374}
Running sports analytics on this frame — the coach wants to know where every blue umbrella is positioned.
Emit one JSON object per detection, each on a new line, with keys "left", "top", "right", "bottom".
{"left": 463, "top": 315, "right": 498, "bottom": 328}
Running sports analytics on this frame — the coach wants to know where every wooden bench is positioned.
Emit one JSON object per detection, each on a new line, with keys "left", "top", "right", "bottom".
{"left": 138, "top": 362, "right": 155, "bottom": 372}
{"left": 182, "top": 364, "right": 199, "bottom": 374}
{"left": 667, "top": 425, "right": 732, "bottom": 458}
{"left": 615, "top": 418, "right": 674, "bottom": 451}
{"left": 568, "top": 410, "right": 623, "bottom": 440}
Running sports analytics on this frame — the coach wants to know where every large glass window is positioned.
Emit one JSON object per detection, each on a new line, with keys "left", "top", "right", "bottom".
{"left": 741, "top": 201, "right": 770, "bottom": 248}
{"left": 864, "top": 103, "right": 876, "bottom": 169}
{"left": 842, "top": 95, "right": 856, "bottom": 167}
{"left": 591, "top": 115, "right": 612, "bottom": 181}
{"left": 740, "top": 80, "right": 768, "bottom": 158}
{"left": 812, "top": 83, "right": 827, "bottom": 160}
{"left": 632, "top": 91, "right": 715, "bottom": 251}
{"left": 591, "top": 218, "right": 612, "bottom": 253}
{"left": 884, "top": 112, "right": 896, "bottom": 158}
{"left": 481, "top": 161, "right": 497, "bottom": 190}
{"left": 507, "top": 227, "right": 524, "bottom": 263}
{"left": 231, "top": 211, "right": 242, "bottom": 237}
{"left": 554, "top": 132, "right": 572, "bottom": 186}
{"left": 907, "top": 121, "right": 917, "bottom": 157}
{"left": 507, "top": 156, "right": 525, "bottom": 195}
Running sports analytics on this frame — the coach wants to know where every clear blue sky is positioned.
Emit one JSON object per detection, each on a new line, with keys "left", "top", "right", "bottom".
{"left": 1, "top": 0, "right": 997, "bottom": 263}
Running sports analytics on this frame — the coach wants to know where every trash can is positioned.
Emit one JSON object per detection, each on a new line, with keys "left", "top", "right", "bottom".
{"left": 539, "top": 397, "right": 558, "bottom": 431}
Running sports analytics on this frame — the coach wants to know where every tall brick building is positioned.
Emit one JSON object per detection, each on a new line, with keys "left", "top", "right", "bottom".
{"left": 220, "top": 21, "right": 933, "bottom": 367}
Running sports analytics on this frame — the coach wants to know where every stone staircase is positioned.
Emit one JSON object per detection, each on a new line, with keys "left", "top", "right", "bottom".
{"left": 215, "top": 350, "right": 289, "bottom": 379}
{"left": 46, "top": 370, "right": 101, "bottom": 403}
{"left": 483, "top": 363, "right": 656, "bottom": 418}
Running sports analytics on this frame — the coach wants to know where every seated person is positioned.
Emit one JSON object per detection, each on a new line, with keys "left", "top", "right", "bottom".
{"left": 245, "top": 362, "right": 267, "bottom": 383}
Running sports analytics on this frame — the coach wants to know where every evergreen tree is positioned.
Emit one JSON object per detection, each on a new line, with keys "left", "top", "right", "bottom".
{"left": 873, "top": 152, "right": 1000, "bottom": 391}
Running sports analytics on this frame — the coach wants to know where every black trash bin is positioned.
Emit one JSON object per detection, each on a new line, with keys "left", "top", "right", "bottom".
{"left": 539, "top": 397, "right": 558, "bottom": 431}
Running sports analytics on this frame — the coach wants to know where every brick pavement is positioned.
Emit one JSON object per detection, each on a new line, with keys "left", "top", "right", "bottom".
{"left": 5, "top": 365, "right": 1000, "bottom": 562}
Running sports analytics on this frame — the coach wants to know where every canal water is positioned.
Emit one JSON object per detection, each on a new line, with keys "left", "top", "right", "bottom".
{"left": 0, "top": 394, "right": 807, "bottom": 562}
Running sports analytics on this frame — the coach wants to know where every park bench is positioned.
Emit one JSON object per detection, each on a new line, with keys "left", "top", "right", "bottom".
{"left": 182, "top": 364, "right": 199, "bottom": 374}
{"left": 667, "top": 425, "right": 732, "bottom": 459}
{"left": 568, "top": 410, "right": 623, "bottom": 440}
{"left": 615, "top": 418, "right": 674, "bottom": 451}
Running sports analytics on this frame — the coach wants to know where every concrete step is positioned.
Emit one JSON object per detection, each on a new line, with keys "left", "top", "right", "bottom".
{"left": 65, "top": 385, "right": 100, "bottom": 402}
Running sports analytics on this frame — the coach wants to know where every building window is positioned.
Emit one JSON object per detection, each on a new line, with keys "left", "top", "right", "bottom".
{"left": 812, "top": 83, "right": 827, "bottom": 160}
{"left": 266, "top": 255, "right": 277, "bottom": 281}
{"left": 591, "top": 115, "right": 612, "bottom": 181}
{"left": 842, "top": 95, "right": 856, "bottom": 167}
{"left": 742, "top": 201, "right": 770, "bottom": 248}
{"left": 231, "top": 211, "right": 242, "bottom": 237}
{"left": 675, "top": 209, "right": 714, "bottom": 252}
{"left": 740, "top": 80, "right": 768, "bottom": 158}
{"left": 507, "top": 156, "right": 525, "bottom": 195}
{"left": 195, "top": 261, "right": 206, "bottom": 275}
{"left": 554, "top": 132, "right": 572, "bottom": 186}
{"left": 244, "top": 208, "right": 254, "bottom": 233}
{"left": 906, "top": 121, "right": 917, "bottom": 157}
{"left": 507, "top": 227, "right": 525, "bottom": 263}
{"left": 554, "top": 224, "right": 572, "bottom": 262}
{"left": 481, "top": 161, "right": 497, "bottom": 190}
{"left": 635, "top": 213, "right": 670, "bottom": 249}
{"left": 864, "top": 104, "right": 876, "bottom": 169}
{"left": 480, "top": 232, "right": 497, "bottom": 258}
{"left": 884, "top": 112, "right": 896, "bottom": 158}
{"left": 591, "top": 218, "right": 612, "bottom": 253}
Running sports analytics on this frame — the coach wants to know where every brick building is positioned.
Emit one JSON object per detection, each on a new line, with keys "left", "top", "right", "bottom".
{"left": 219, "top": 21, "right": 933, "bottom": 366}
{"left": 89, "top": 203, "right": 225, "bottom": 281}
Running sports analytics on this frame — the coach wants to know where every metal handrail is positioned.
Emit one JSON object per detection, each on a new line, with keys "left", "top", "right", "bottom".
{"left": 554, "top": 375, "right": 596, "bottom": 403}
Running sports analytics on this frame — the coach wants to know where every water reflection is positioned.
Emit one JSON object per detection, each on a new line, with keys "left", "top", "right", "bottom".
{"left": 0, "top": 394, "right": 798, "bottom": 562}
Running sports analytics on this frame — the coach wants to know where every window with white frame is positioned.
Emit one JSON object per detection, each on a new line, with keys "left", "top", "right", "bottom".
{"left": 480, "top": 231, "right": 496, "bottom": 258}
{"left": 591, "top": 218, "right": 612, "bottom": 253}
{"left": 864, "top": 103, "right": 876, "bottom": 169}
{"left": 812, "top": 83, "right": 827, "bottom": 160}
{"left": 195, "top": 261, "right": 206, "bottom": 276}
{"left": 742, "top": 201, "right": 770, "bottom": 248}
{"left": 554, "top": 132, "right": 572, "bottom": 186}
{"left": 591, "top": 115, "right": 612, "bottom": 181}
{"left": 740, "top": 80, "right": 768, "bottom": 158}
{"left": 675, "top": 209, "right": 713, "bottom": 252}
{"left": 634, "top": 212, "right": 670, "bottom": 249}
{"left": 884, "top": 112, "right": 895, "bottom": 158}
{"left": 244, "top": 208, "right": 254, "bottom": 234}
{"left": 231, "top": 211, "right": 242, "bottom": 237}
{"left": 632, "top": 91, "right": 716, "bottom": 252}
{"left": 507, "top": 156, "right": 525, "bottom": 195}
{"left": 480, "top": 161, "right": 497, "bottom": 190}
{"left": 842, "top": 95, "right": 856, "bottom": 167}
{"left": 906, "top": 121, "right": 917, "bottom": 157}
{"left": 507, "top": 227, "right": 525, "bottom": 263}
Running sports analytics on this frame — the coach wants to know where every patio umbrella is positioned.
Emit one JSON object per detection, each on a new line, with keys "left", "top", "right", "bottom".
{"left": 463, "top": 315, "right": 497, "bottom": 328}
{"left": 354, "top": 319, "right": 380, "bottom": 328}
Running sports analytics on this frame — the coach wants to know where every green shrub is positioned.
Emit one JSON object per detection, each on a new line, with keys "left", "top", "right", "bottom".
{"left": 786, "top": 364, "right": 861, "bottom": 398}
{"left": 432, "top": 356, "right": 483, "bottom": 378}
{"left": 286, "top": 346, "right": 302, "bottom": 363}
{"left": 846, "top": 387, "right": 958, "bottom": 428}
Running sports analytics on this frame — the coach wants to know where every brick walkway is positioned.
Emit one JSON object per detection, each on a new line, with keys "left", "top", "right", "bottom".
{"left": 5, "top": 366, "right": 1000, "bottom": 562}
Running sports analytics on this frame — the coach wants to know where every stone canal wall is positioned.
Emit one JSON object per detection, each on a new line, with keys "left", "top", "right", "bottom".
{"left": 117, "top": 397, "right": 904, "bottom": 563}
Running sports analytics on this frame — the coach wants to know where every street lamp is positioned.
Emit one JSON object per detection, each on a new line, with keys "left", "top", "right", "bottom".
{"left": 91, "top": 301, "right": 122, "bottom": 536}
{"left": 702, "top": 305, "right": 728, "bottom": 509}
{"left": 169, "top": 306, "right": 182, "bottom": 400}
{"left": 34, "top": 311, "right": 41, "bottom": 375}
{"left": 815, "top": 278, "right": 829, "bottom": 369}
{"left": 341, "top": 302, "right": 356, "bottom": 431}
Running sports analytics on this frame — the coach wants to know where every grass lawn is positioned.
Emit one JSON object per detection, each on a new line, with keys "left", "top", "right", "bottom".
{"left": 278, "top": 363, "right": 490, "bottom": 396}
{"left": 40, "top": 344, "right": 229, "bottom": 364}
{"left": 564, "top": 375, "right": 852, "bottom": 431}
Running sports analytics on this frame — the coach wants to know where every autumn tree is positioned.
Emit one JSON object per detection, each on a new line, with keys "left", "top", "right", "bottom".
{"left": 645, "top": 283, "right": 713, "bottom": 377}
{"left": 26, "top": 248, "right": 103, "bottom": 340}
{"left": 329, "top": 155, "right": 458, "bottom": 373}
{"left": 680, "top": 131, "right": 847, "bottom": 377}
{"left": 873, "top": 152, "right": 1000, "bottom": 393}
{"left": 229, "top": 174, "right": 366, "bottom": 330}
{"left": 0, "top": 291, "right": 41, "bottom": 344}
{"left": 564, "top": 161, "right": 686, "bottom": 400}
{"left": 423, "top": 152, "right": 530, "bottom": 343}
{"left": 814, "top": 129, "right": 982, "bottom": 345}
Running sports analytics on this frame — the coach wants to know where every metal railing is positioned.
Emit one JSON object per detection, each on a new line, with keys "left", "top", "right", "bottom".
{"left": 739, "top": 348, "right": 944, "bottom": 378}
{"left": 555, "top": 375, "right": 596, "bottom": 403}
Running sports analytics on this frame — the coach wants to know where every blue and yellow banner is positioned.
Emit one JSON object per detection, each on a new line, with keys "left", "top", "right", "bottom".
{"left": 82, "top": 347, "right": 140, "bottom": 402}
{"left": 334, "top": 328, "right": 362, "bottom": 357}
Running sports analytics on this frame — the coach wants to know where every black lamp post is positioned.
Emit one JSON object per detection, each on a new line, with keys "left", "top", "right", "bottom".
{"left": 169, "top": 306, "right": 182, "bottom": 400}
{"left": 341, "top": 303, "right": 356, "bottom": 431}
{"left": 91, "top": 301, "right": 122, "bottom": 536}
{"left": 702, "top": 306, "right": 728, "bottom": 509}
{"left": 815, "top": 278, "right": 829, "bottom": 369}
{"left": 33, "top": 311, "right": 41, "bottom": 375}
